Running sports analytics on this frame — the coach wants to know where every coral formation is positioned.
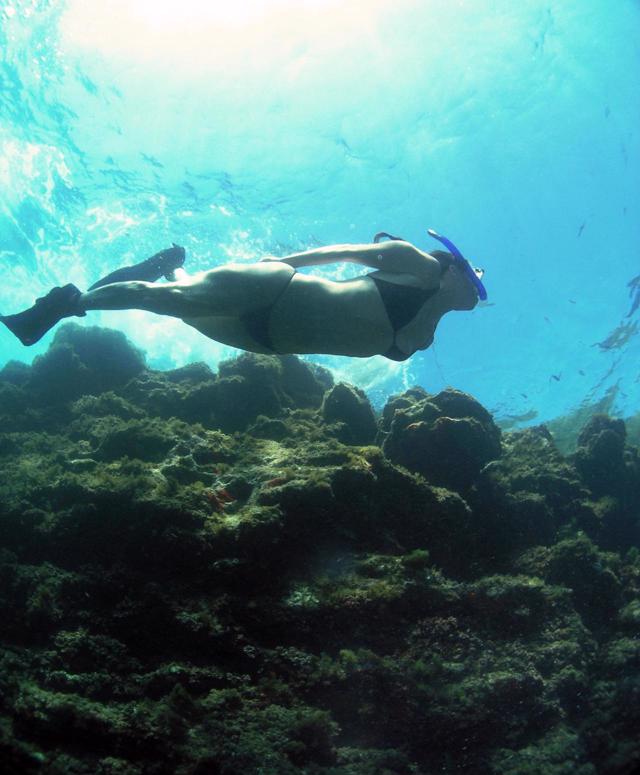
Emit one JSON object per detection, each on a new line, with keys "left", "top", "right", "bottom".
{"left": 0, "top": 324, "right": 638, "bottom": 774}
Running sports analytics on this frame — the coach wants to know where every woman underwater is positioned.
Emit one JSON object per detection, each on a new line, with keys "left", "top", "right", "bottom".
{"left": 0, "top": 230, "right": 487, "bottom": 362}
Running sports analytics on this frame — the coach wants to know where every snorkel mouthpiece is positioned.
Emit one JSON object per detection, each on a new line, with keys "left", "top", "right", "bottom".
{"left": 428, "top": 228, "right": 487, "bottom": 301}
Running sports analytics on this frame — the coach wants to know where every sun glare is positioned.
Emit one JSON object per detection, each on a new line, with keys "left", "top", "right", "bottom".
{"left": 127, "top": 0, "right": 341, "bottom": 28}
{"left": 60, "top": 0, "right": 372, "bottom": 70}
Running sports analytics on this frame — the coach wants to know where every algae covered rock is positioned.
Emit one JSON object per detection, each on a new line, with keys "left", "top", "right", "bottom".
{"left": 321, "top": 382, "right": 378, "bottom": 445}
{"left": 572, "top": 414, "right": 640, "bottom": 550}
{"left": 515, "top": 534, "right": 623, "bottom": 630}
{"left": 1, "top": 328, "right": 640, "bottom": 775}
{"left": 465, "top": 426, "right": 588, "bottom": 571}
{"left": 215, "top": 352, "right": 332, "bottom": 431}
{"left": 382, "top": 387, "right": 502, "bottom": 492}
{"left": 29, "top": 323, "right": 146, "bottom": 402}
{"left": 574, "top": 414, "right": 627, "bottom": 496}
{"left": 0, "top": 359, "right": 31, "bottom": 386}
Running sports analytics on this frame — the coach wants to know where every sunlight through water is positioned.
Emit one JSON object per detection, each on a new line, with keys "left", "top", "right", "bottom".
{"left": 0, "top": 0, "right": 638, "bottom": 424}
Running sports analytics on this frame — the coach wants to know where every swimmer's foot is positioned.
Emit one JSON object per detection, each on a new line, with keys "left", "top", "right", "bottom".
{"left": 156, "top": 243, "right": 186, "bottom": 280}
{"left": 0, "top": 284, "right": 86, "bottom": 346}
{"left": 88, "top": 243, "right": 186, "bottom": 290}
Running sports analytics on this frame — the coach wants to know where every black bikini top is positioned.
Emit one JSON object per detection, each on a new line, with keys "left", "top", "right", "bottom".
{"left": 370, "top": 275, "right": 439, "bottom": 361}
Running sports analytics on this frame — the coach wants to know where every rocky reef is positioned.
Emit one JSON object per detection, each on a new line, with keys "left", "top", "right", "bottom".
{"left": 0, "top": 323, "right": 639, "bottom": 774}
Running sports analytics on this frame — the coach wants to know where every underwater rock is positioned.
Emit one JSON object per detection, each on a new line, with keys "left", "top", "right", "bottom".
{"left": 92, "top": 417, "right": 182, "bottom": 462}
{"left": 71, "top": 391, "right": 146, "bottom": 422}
{"left": 515, "top": 534, "right": 623, "bottom": 630}
{"left": 163, "top": 361, "right": 216, "bottom": 384}
{"left": 574, "top": 414, "right": 627, "bottom": 496}
{"left": 279, "top": 354, "right": 334, "bottom": 407}
{"left": 1, "top": 328, "right": 640, "bottom": 774}
{"left": 379, "top": 386, "right": 429, "bottom": 432}
{"left": 27, "top": 323, "right": 146, "bottom": 403}
{"left": 214, "top": 352, "right": 333, "bottom": 432}
{"left": 466, "top": 426, "right": 590, "bottom": 571}
{"left": 120, "top": 352, "right": 334, "bottom": 433}
{"left": 0, "top": 381, "right": 29, "bottom": 420}
{"left": 0, "top": 359, "right": 31, "bottom": 386}
{"left": 122, "top": 370, "right": 220, "bottom": 425}
{"left": 382, "top": 387, "right": 502, "bottom": 492}
{"left": 572, "top": 415, "right": 640, "bottom": 550}
{"left": 321, "top": 382, "right": 378, "bottom": 445}
{"left": 246, "top": 415, "right": 289, "bottom": 440}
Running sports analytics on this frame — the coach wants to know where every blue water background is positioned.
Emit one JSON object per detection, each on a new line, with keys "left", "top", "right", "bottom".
{"left": 1, "top": 0, "right": 638, "bottom": 422}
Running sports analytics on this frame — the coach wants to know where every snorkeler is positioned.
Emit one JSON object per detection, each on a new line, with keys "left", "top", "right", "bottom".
{"left": 0, "top": 230, "right": 486, "bottom": 361}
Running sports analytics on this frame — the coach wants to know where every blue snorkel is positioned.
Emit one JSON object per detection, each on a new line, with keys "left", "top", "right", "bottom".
{"left": 428, "top": 228, "right": 488, "bottom": 301}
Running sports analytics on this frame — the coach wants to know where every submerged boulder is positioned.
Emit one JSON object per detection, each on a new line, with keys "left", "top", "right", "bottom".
{"left": 1, "top": 328, "right": 640, "bottom": 775}
{"left": 321, "top": 382, "right": 378, "bottom": 445}
{"left": 573, "top": 414, "right": 640, "bottom": 549}
{"left": 28, "top": 323, "right": 146, "bottom": 402}
{"left": 118, "top": 351, "right": 334, "bottom": 432}
{"left": 382, "top": 387, "right": 502, "bottom": 492}
{"left": 574, "top": 414, "right": 627, "bottom": 496}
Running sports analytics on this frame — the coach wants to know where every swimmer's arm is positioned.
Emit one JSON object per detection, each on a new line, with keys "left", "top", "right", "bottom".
{"left": 265, "top": 241, "right": 441, "bottom": 287}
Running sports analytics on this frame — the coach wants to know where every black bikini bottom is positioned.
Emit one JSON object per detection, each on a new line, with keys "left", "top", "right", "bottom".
{"left": 240, "top": 272, "right": 295, "bottom": 352}
{"left": 240, "top": 273, "right": 438, "bottom": 360}
{"left": 241, "top": 305, "right": 277, "bottom": 352}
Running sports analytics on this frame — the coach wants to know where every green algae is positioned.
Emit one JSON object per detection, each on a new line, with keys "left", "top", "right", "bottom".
{"left": 0, "top": 324, "right": 639, "bottom": 773}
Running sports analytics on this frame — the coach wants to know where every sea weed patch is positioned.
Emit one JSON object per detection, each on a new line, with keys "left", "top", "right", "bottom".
{"left": 0, "top": 333, "right": 639, "bottom": 772}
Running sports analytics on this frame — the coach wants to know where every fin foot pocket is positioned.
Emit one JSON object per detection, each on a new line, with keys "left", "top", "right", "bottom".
{"left": 0, "top": 284, "right": 85, "bottom": 346}
{"left": 87, "top": 244, "right": 186, "bottom": 290}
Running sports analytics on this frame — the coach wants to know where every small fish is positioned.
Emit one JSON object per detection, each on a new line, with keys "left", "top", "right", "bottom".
{"left": 141, "top": 152, "right": 164, "bottom": 169}
{"left": 604, "top": 106, "right": 610, "bottom": 118}
{"left": 594, "top": 321, "right": 638, "bottom": 350}
{"left": 577, "top": 223, "right": 586, "bottom": 238}
{"left": 182, "top": 180, "right": 198, "bottom": 198}
{"left": 520, "top": 393, "right": 528, "bottom": 399}
{"left": 568, "top": 299, "right": 576, "bottom": 304}
{"left": 498, "top": 408, "right": 539, "bottom": 429}
{"left": 501, "top": 409, "right": 539, "bottom": 426}
{"left": 551, "top": 374, "right": 561, "bottom": 382}
{"left": 626, "top": 274, "right": 640, "bottom": 317}
{"left": 544, "top": 316, "right": 551, "bottom": 323}
{"left": 579, "top": 370, "right": 585, "bottom": 376}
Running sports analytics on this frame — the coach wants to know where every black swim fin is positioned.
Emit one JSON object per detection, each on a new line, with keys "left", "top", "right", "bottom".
{"left": 87, "top": 244, "right": 186, "bottom": 291}
{"left": 0, "top": 284, "right": 86, "bottom": 346}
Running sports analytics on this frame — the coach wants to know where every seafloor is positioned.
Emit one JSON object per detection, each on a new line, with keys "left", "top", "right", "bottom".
{"left": 0, "top": 324, "right": 639, "bottom": 775}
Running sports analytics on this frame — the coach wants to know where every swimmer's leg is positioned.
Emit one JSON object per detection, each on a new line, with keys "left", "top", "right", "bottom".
{"left": 1, "top": 244, "right": 186, "bottom": 346}
{"left": 1, "top": 262, "right": 295, "bottom": 346}
{"left": 78, "top": 262, "right": 295, "bottom": 318}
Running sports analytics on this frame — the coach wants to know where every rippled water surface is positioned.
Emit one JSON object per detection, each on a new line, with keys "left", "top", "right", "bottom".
{"left": 1, "top": 0, "right": 638, "bottom": 422}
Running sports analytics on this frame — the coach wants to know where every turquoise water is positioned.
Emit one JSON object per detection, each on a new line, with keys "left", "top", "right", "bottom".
{"left": 1, "top": 0, "right": 638, "bottom": 421}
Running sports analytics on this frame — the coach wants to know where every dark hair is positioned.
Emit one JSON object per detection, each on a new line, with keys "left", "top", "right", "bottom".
{"left": 431, "top": 250, "right": 455, "bottom": 276}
